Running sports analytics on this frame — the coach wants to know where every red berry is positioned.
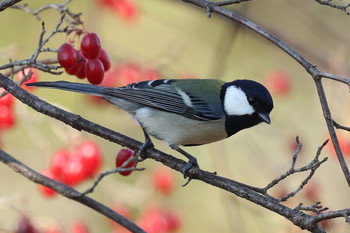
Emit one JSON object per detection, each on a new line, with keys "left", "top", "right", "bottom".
{"left": 39, "top": 169, "right": 58, "bottom": 198}
{"left": 81, "top": 33, "right": 101, "bottom": 59}
{"left": 71, "top": 221, "right": 89, "bottom": 233}
{"left": 15, "top": 216, "right": 38, "bottom": 233}
{"left": 17, "top": 68, "right": 39, "bottom": 91}
{"left": 152, "top": 167, "right": 175, "bottom": 195}
{"left": 50, "top": 149, "right": 70, "bottom": 179}
{"left": 0, "top": 105, "right": 15, "bottom": 129}
{"left": 57, "top": 43, "right": 78, "bottom": 67}
{"left": 115, "top": 148, "right": 136, "bottom": 176}
{"left": 0, "top": 88, "right": 14, "bottom": 109}
{"left": 61, "top": 154, "right": 86, "bottom": 186}
{"left": 64, "top": 51, "right": 85, "bottom": 74}
{"left": 113, "top": 0, "right": 139, "bottom": 21}
{"left": 327, "top": 135, "right": 350, "bottom": 159}
{"left": 77, "top": 140, "right": 102, "bottom": 178}
{"left": 115, "top": 63, "right": 141, "bottom": 86}
{"left": 85, "top": 58, "right": 105, "bottom": 84}
{"left": 98, "top": 49, "right": 111, "bottom": 71}
{"left": 264, "top": 69, "right": 291, "bottom": 95}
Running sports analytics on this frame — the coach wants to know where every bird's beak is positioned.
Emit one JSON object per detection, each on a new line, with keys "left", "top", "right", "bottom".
{"left": 258, "top": 112, "right": 271, "bottom": 124}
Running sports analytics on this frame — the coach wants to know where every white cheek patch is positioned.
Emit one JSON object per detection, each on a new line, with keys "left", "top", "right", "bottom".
{"left": 224, "top": 85, "right": 254, "bottom": 116}
{"left": 176, "top": 88, "right": 193, "bottom": 107}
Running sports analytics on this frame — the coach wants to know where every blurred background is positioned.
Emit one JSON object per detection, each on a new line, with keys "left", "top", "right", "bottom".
{"left": 0, "top": 0, "right": 350, "bottom": 232}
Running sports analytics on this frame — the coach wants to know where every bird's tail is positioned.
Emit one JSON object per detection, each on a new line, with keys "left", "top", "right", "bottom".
{"left": 26, "top": 81, "right": 105, "bottom": 96}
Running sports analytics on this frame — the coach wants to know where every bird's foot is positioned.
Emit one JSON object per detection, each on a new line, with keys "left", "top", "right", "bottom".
{"left": 137, "top": 137, "right": 154, "bottom": 162}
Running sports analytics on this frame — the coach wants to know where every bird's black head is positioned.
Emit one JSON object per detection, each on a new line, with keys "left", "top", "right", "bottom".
{"left": 220, "top": 79, "right": 273, "bottom": 137}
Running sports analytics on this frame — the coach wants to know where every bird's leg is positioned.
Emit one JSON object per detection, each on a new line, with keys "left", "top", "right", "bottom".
{"left": 137, "top": 128, "right": 154, "bottom": 162}
{"left": 170, "top": 145, "right": 199, "bottom": 179}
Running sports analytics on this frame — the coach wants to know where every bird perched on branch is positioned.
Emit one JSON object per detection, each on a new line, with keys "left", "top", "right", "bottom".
{"left": 27, "top": 79, "right": 273, "bottom": 178}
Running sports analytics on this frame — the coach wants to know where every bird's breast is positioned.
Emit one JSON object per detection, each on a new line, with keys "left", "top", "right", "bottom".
{"left": 135, "top": 107, "right": 227, "bottom": 146}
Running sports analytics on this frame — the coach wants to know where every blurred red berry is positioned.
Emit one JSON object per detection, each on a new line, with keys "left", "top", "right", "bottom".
{"left": 326, "top": 135, "right": 350, "bottom": 159}
{"left": 58, "top": 43, "right": 78, "bottom": 67}
{"left": 17, "top": 68, "right": 39, "bottom": 91}
{"left": 0, "top": 88, "right": 14, "bottom": 109}
{"left": 98, "top": 49, "right": 111, "bottom": 71}
{"left": 152, "top": 167, "right": 175, "bottom": 195}
{"left": 140, "top": 67, "right": 161, "bottom": 81}
{"left": 115, "top": 63, "right": 141, "bottom": 86}
{"left": 0, "top": 105, "right": 15, "bottom": 129}
{"left": 15, "top": 216, "right": 38, "bottom": 233}
{"left": 85, "top": 58, "right": 105, "bottom": 84}
{"left": 304, "top": 182, "right": 320, "bottom": 203}
{"left": 50, "top": 149, "right": 70, "bottom": 179}
{"left": 61, "top": 154, "right": 86, "bottom": 186}
{"left": 115, "top": 148, "right": 136, "bottom": 176}
{"left": 39, "top": 169, "right": 58, "bottom": 198}
{"left": 264, "top": 69, "right": 291, "bottom": 95}
{"left": 113, "top": 0, "right": 139, "bottom": 21}
{"left": 71, "top": 221, "right": 89, "bottom": 233}
{"left": 77, "top": 140, "right": 102, "bottom": 178}
{"left": 81, "top": 33, "right": 101, "bottom": 59}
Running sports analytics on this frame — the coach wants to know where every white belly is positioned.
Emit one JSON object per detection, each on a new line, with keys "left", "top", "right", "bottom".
{"left": 135, "top": 107, "right": 227, "bottom": 146}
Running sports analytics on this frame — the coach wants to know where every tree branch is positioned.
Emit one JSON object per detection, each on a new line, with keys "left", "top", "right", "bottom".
{"left": 0, "top": 0, "right": 21, "bottom": 12}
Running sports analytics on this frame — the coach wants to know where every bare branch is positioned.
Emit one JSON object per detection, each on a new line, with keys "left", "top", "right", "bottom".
{"left": 260, "top": 138, "right": 328, "bottom": 202}
{"left": 295, "top": 202, "right": 329, "bottom": 215}
{"left": 333, "top": 119, "right": 350, "bottom": 132}
{"left": 315, "top": 0, "right": 350, "bottom": 15}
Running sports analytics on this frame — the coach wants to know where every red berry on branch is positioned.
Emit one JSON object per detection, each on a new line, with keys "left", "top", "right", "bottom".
{"left": 85, "top": 58, "right": 105, "bottom": 85}
{"left": 115, "top": 148, "right": 136, "bottom": 176}
{"left": 98, "top": 49, "right": 111, "bottom": 71}
{"left": 81, "top": 33, "right": 101, "bottom": 59}
{"left": 57, "top": 43, "right": 78, "bottom": 68}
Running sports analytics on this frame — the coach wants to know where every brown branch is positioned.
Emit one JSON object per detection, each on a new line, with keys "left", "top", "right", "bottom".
{"left": 0, "top": 149, "right": 146, "bottom": 233}
{"left": 315, "top": 0, "right": 350, "bottom": 15}
{"left": 0, "top": 0, "right": 21, "bottom": 12}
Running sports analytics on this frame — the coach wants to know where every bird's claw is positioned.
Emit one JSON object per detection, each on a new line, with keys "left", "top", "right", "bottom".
{"left": 136, "top": 138, "right": 154, "bottom": 162}
{"left": 182, "top": 156, "right": 198, "bottom": 178}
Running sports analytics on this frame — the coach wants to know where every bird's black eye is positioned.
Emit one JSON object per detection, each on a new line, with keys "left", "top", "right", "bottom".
{"left": 248, "top": 96, "right": 256, "bottom": 105}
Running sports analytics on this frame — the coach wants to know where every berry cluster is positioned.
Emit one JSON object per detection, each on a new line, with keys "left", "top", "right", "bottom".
{"left": 39, "top": 140, "right": 103, "bottom": 197}
{"left": 58, "top": 33, "right": 111, "bottom": 85}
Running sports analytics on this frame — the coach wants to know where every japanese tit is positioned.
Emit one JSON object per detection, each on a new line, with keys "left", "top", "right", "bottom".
{"left": 27, "top": 79, "right": 273, "bottom": 176}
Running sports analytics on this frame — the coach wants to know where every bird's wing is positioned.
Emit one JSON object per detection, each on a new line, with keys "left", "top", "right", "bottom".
{"left": 102, "top": 79, "right": 223, "bottom": 121}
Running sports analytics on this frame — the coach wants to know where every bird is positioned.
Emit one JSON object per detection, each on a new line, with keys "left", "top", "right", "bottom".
{"left": 27, "top": 79, "right": 273, "bottom": 177}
